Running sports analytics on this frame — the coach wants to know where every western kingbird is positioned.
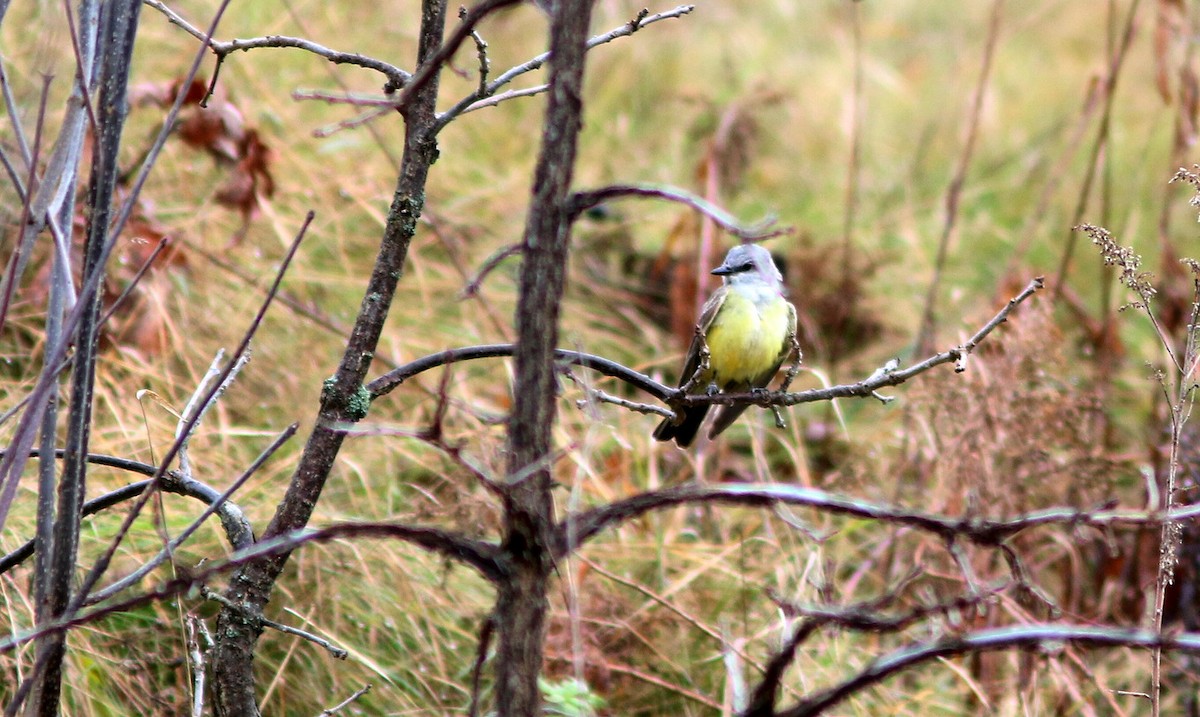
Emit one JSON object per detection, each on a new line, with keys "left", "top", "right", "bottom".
{"left": 653, "top": 244, "right": 798, "bottom": 447}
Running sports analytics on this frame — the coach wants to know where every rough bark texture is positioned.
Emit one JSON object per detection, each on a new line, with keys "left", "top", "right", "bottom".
{"left": 208, "top": 3, "right": 449, "bottom": 714}
{"left": 495, "top": 1, "right": 593, "bottom": 714}
{"left": 25, "top": 2, "right": 139, "bottom": 714}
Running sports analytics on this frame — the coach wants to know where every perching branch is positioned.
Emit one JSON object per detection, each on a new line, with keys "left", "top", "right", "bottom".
{"left": 369, "top": 277, "right": 1045, "bottom": 413}
{"left": 368, "top": 344, "right": 663, "bottom": 399}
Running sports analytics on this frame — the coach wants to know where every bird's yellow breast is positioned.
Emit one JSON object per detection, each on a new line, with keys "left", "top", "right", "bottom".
{"left": 704, "top": 290, "right": 791, "bottom": 387}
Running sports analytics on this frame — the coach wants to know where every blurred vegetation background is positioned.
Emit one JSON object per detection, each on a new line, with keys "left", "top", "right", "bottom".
{"left": 3, "top": 0, "right": 1198, "bottom": 713}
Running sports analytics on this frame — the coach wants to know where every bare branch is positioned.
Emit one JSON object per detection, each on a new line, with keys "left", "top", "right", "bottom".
{"left": 0, "top": 520, "right": 504, "bottom": 652}
{"left": 582, "top": 389, "right": 674, "bottom": 419}
{"left": 460, "top": 243, "right": 523, "bottom": 298}
{"left": 459, "top": 5, "right": 490, "bottom": 97}
{"left": 98, "top": 235, "right": 175, "bottom": 326}
{"left": 142, "top": 0, "right": 411, "bottom": 92}
{"left": 83, "top": 424, "right": 296, "bottom": 605}
{"left": 455, "top": 83, "right": 548, "bottom": 117}
{"left": 291, "top": 89, "right": 397, "bottom": 107}
{"left": 434, "top": 4, "right": 695, "bottom": 129}
{"left": 394, "top": 0, "right": 522, "bottom": 112}
{"left": 201, "top": 588, "right": 348, "bottom": 660}
{"left": 747, "top": 574, "right": 996, "bottom": 716}
{"left": 67, "top": 212, "right": 312, "bottom": 617}
{"left": 368, "top": 344, "right": 666, "bottom": 400}
{"left": 0, "top": 450, "right": 256, "bottom": 574}
{"left": 286, "top": 4, "right": 695, "bottom": 136}
{"left": 319, "top": 684, "right": 372, "bottom": 716}
{"left": 570, "top": 183, "right": 790, "bottom": 241}
{"left": 779, "top": 625, "right": 1200, "bottom": 717}
{"left": 552, "top": 482, "right": 1200, "bottom": 560}
{"left": 369, "top": 277, "right": 1044, "bottom": 414}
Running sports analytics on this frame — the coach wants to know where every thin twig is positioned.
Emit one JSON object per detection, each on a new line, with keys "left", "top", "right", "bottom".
{"left": 583, "top": 389, "right": 674, "bottom": 418}
{"left": 460, "top": 243, "right": 523, "bottom": 298}
{"left": 98, "top": 235, "right": 174, "bottom": 327}
{"left": 202, "top": 588, "right": 348, "bottom": 660}
{"left": 1, "top": 520, "right": 505, "bottom": 651}
{"left": 65, "top": 213, "right": 312, "bottom": 620}
{"left": 142, "top": 0, "right": 410, "bottom": 91}
{"left": 914, "top": 0, "right": 1005, "bottom": 355}
{"left": 1051, "top": 0, "right": 1142, "bottom": 301}
{"left": 460, "top": 5, "right": 490, "bottom": 97}
{"left": 455, "top": 84, "right": 548, "bottom": 117}
{"left": 467, "top": 615, "right": 495, "bottom": 717}
{"left": 83, "top": 424, "right": 295, "bottom": 605}
{"left": 433, "top": 4, "right": 695, "bottom": 130}
{"left": 394, "top": 0, "right": 522, "bottom": 113}
{"left": 0, "top": 449, "right": 256, "bottom": 574}
{"left": 318, "top": 684, "right": 372, "bottom": 716}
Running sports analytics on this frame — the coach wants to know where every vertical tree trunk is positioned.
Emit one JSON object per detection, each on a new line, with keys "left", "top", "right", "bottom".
{"left": 209, "top": 3, "right": 449, "bottom": 714}
{"left": 25, "top": 2, "right": 139, "bottom": 714}
{"left": 496, "top": 1, "right": 593, "bottom": 714}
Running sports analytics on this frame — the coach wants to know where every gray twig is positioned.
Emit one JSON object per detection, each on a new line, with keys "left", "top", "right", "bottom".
{"left": 142, "top": 0, "right": 410, "bottom": 92}
{"left": 319, "top": 683, "right": 372, "bottom": 716}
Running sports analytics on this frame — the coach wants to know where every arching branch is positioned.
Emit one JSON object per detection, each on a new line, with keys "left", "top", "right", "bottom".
{"left": 569, "top": 184, "right": 790, "bottom": 241}
{"left": 1, "top": 520, "right": 504, "bottom": 653}
{"left": 143, "top": 1, "right": 411, "bottom": 93}
{"left": 0, "top": 450, "right": 255, "bottom": 574}
{"left": 551, "top": 482, "right": 1199, "bottom": 560}
{"left": 367, "top": 344, "right": 665, "bottom": 399}
{"left": 776, "top": 626, "right": 1200, "bottom": 717}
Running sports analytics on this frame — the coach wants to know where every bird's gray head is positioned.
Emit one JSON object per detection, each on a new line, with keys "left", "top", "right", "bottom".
{"left": 711, "top": 244, "right": 784, "bottom": 286}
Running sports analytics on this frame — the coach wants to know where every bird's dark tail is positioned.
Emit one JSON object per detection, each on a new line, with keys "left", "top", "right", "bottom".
{"left": 653, "top": 405, "right": 710, "bottom": 448}
{"left": 707, "top": 404, "right": 751, "bottom": 441}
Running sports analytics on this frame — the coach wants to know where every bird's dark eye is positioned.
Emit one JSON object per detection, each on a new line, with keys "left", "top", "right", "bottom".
{"left": 737, "top": 262, "right": 754, "bottom": 272}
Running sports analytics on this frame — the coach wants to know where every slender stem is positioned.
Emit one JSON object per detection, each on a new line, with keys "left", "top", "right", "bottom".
{"left": 914, "top": 0, "right": 1005, "bottom": 355}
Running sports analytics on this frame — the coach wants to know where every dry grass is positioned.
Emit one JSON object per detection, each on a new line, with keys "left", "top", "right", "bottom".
{"left": 2, "top": 0, "right": 1198, "bottom": 714}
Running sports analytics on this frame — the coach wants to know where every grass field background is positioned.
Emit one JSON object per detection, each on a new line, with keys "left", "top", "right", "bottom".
{"left": 1, "top": 0, "right": 1196, "bottom": 714}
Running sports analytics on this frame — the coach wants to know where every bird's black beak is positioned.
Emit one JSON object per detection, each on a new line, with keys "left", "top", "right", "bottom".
{"left": 711, "top": 264, "right": 733, "bottom": 276}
